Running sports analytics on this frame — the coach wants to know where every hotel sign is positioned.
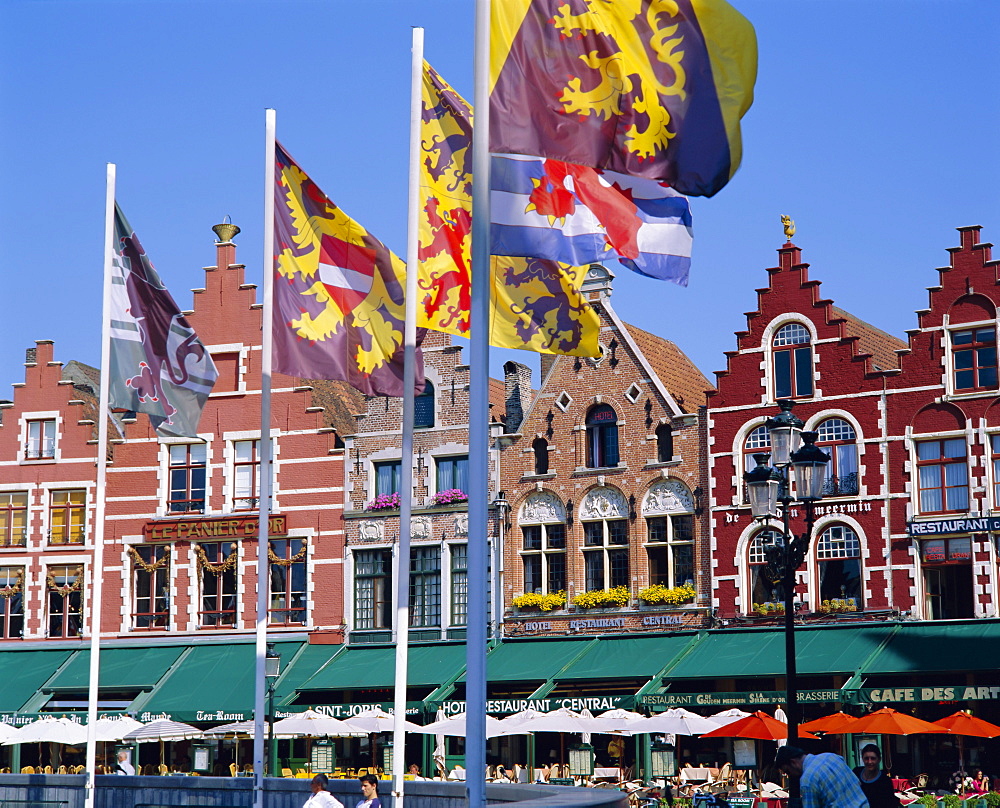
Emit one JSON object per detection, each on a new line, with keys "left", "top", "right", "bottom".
{"left": 143, "top": 514, "right": 288, "bottom": 542}
{"left": 907, "top": 516, "right": 1000, "bottom": 537}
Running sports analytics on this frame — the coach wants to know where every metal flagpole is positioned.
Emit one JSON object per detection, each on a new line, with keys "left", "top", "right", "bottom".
{"left": 84, "top": 161, "right": 116, "bottom": 808}
{"left": 391, "top": 25, "right": 424, "bottom": 808}
{"left": 253, "top": 108, "right": 277, "bottom": 808}
{"left": 468, "top": 1, "right": 492, "bottom": 805}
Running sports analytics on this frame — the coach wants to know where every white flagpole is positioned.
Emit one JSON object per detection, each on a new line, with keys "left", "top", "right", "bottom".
{"left": 391, "top": 25, "right": 424, "bottom": 808}
{"left": 253, "top": 108, "right": 277, "bottom": 808}
{"left": 468, "top": 1, "right": 492, "bottom": 805}
{"left": 85, "top": 162, "right": 115, "bottom": 808}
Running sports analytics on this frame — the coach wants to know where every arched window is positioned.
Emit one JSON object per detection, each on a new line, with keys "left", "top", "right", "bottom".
{"left": 655, "top": 424, "right": 673, "bottom": 463}
{"left": 580, "top": 487, "right": 629, "bottom": 591}
{"left": 772, "top": 323, "right": 813, "bottom": 399}
{"left": 643, "top": 480, "right": 695, "bottom": 590}
{"left": 816, "top": 418, "right": 859, "bottom": 496}
{"left": 747, "top": 530, "right": 784, "bottom": 609}
{"left": 815, "top": 524, "right": 862, "bottom": 609}
{"left": 414, "top": 381, "right": 435, "bottom": 429}
{"left": 742, "top": 425, "right": 771, "bottom": 502}
{"left": 585, "top": 404, "right": 619, "bottom": 469}
{"left": 532, "top": 437, "right": 549, "bottom": 476}
{"left": 519, "top": 493, "right": 567, "bottom": 595}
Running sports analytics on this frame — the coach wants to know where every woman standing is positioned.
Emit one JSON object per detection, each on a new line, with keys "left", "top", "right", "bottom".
{"left": 853, "top": 744, "right": 901, "bottom": 808}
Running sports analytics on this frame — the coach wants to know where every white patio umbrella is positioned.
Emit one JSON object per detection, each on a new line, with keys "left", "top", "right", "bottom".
{"left": 501, "top": 707, "right": 607, "bottom": 734}
{"left": 412, "top": 712, "right": 517, "bottom": 738}
{"left": 122, "top": 719, "right": 204, "bottom": 768}
{"left": 705, "top": 708, "right": 751, "bottom": 728}
{"left": 629, "top": 708, "right": 718, "bottom": 736}
{"left": 90, "top": 716, "right": 143, "bottom": 742}
{"left": 342, "top": 708, "right": 423, "bottom": 734}
{"left": 6, "top": 717, "right": 88, "bottom": 745}
{"left": 0, "top": 723, "right": 19, "bottom": 744}
{"left": 591, "top": 709, "right": 647, "bottom": 735}
{"left": 203, "top": 720, "right": 257, "bottom": 738}
{"left": 271, "top": 709, "right": 363, "bottom": 738}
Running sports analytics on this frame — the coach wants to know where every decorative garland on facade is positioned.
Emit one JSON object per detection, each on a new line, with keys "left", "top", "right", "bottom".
{"left": 46, "top": 565, "right": 84, "bottom": 594}
{"left": 127, "top": 546, "right": 169, "bottom": 572}
{"left": 267, "top": 544, "right": 307, "bottom": 567}
{"left": 194, "top": 544, "right": 238, "bottom": 574}
{"left": 0, "top": 569, "right": 24, "bottom": 599}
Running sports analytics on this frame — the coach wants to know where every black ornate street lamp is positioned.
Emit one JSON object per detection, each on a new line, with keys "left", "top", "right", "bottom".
{"left": 743, "top": 400, "right": 830, "bottom": 807}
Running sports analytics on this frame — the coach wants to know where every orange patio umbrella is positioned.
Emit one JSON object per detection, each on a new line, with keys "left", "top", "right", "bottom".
{"left": 828, "top": 707, "right": 950, "bottom": 736}
{"left": 799, "top": 712, "right": 860, "bottom": 734}
{"left": 701, "top": 711, "right": 819, "bottom": 741}
{"left": 933, "top": 712, "right": 1000, "bottom": 789}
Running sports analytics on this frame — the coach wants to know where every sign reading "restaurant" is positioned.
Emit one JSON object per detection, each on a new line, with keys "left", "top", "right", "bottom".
{"left": 907, "top": 516, "right": 1000, "bottom": 537}
{"left": 640, "top": 690, "right": 842, "bottom": 708}
{"left": 144, "top": 514, "right": 288, "bottom": 541}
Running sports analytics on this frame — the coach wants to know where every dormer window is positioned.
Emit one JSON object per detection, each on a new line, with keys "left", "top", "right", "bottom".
{"left": 772, "top": 323, "right": 813, "bottom": 399}
{"left": 26, "top": 419, "right": 56, "bottom": 460}
{"left": 415, "top": 381, "right": 435, "bottom": 429}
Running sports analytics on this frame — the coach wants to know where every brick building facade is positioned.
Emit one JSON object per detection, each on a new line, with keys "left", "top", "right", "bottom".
{"left": 707, "top": 227, "right": 1000, "bottom": 623}
{"left": 0, "top": 225, "right": 364, "bottom": 654}
{"left": 500, "top": 266, "right": 713, "bottom": 638}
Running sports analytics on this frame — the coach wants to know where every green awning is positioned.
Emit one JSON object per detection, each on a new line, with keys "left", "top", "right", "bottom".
{"left": 476, "top": 639, "right": 597, "bottom": 683}
{"left": 859, "top": 621, "right": 1000, "bottom": 675}
{"left": 273, "top": 645, "right": 341, "bottom": 707}
{"left": 0, "top": 650, "right": 74, "bottom": 712}
{"left": 140, "top": 640, "right": 303, "bottom": 722}
{"left": 664, "top": 625, "right": 896, "bottom": 680}
{"left": 298, "top": 643, "right": 467, "bottom": 692}
{"left": 557, "top": 634, "right": 700, "bottom": 681}
{"left": 45, "top": 646, "right": 185, "bottom": 692}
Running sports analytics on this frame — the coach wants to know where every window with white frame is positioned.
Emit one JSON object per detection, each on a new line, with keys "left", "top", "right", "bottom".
{"left": 354, "top": 549, "right": 391, "bottom": 630}
{"left": 747, "top": 530, "right": 784, "bottom": 610}
{"left": 816, "top": 418, "right": 859, "bottom": 497}
{"left": 815, "top": 524, "right": 862, "bottom": 609}
{"left": 373, "top": 460, "right": 402, "bottom": 498}
{"left": 131, "top": 545, "right": 170, "bottom": 629}
{"left": 233, "top": 440, "right": 260, "bottom": 511}
{"left": 168, "top": 443, "right": 207, "bottom": 513}
{"left": 0, "top": 492, "right": 28, "bottom": 547}
{"left": 49, "top": 490, "right": 85, "bottom": 545}
{"left": 25, "top": 419, "right": 56, "bottom": 460}
{"left": 916, "top": 438, "right": 969, "bottom": 514}
{"left": 197, "top": 541, "right": 237, "bottom": 627}
{"left": 0, "top": 567, "right": 25, "bottom": 638}
{"left": 772, "top": 323, "right": 813, "bottom": 399}
{"left": 450, "top": 544, "right": 468, "bottom": 626}
{"left": 646, "top": 514, "right": 694, "bottom": 589}
{"left": 409, "top": 545, "right": 441, "bottom": 628}
{"left": 47, "top": 565, "right": 83, "bottom": 638}
{"left": 951, "top": 326, "right": 997, "bottom": 392}
{"left": 518, "top": 492, "right": 567, "bottom": 596}
{"left": 269, "top": 538, "right": 307, "bottom": 626}
{"left": 742, "top": 425, "right": 772, "bottom": 502}
{"left": 582, "top": 519, "right": 629, "bottom": 591}
{"left": 435, "top": 455, "right": 468, "bottom": 494}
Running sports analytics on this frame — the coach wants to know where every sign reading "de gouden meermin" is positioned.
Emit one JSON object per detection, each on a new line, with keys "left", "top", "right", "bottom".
{"left": 143, "top": 514, "right": 287, "bottom": 541}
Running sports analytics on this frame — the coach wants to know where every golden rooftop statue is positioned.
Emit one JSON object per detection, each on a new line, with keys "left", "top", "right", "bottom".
{"left": 781, "top": 214, "right": 795, "bottom": 242}
{"left": 212, "top": 215, "right": 240, "bottom": 244}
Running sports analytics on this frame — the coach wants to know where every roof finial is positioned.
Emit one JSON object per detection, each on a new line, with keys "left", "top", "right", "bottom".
{"left": 212, "top": 215, "right": 240, "bottom": 244}
{"left": 780, "top": 214, "right": 795, "bottom": 243}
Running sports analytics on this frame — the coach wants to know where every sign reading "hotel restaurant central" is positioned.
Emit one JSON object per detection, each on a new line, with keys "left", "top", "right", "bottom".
{"left": 907, "top": 516, "right": 1000, "bottom": 537}
{"left": 143, "top": 514, "right": 288, "bottom": 541}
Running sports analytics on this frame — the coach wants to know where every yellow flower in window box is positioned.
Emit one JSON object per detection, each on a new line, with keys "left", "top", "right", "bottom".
{"left": 512, "top": 591, "right": 566, "bottom": 612}
{"left": 572, "top": 586, "right": 631, "bottom": 609}
{"left": 637, "top": 583, "right": 696, "bottom": 606}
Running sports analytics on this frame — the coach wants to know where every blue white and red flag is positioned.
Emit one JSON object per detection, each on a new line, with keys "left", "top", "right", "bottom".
{"left": 490, "top": 155, "right": 693, "bottom": 285}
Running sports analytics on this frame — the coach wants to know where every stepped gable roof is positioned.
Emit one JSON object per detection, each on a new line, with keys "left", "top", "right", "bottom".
{"left": 301, "top": 378, "right": 367, "bottom": 437}
{"left": 623, "top": 321, "right": 713, "bottom": 413}
{"left": 831, "top": 306, "right": 907, "bottom": 372}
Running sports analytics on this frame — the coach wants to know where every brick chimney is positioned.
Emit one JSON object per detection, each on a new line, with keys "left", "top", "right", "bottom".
{"left": 503, "top": 360, "right": 533, "bottom": 432}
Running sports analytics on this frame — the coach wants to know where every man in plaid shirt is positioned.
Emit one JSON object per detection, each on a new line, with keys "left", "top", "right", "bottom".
{"left": 776, "top": 746, "right": 870, "bottom": 808}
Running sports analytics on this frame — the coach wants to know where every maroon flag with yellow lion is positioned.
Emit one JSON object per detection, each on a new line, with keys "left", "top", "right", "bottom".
{"left": 273, "top": 143, "right": 423, "bottom": 396}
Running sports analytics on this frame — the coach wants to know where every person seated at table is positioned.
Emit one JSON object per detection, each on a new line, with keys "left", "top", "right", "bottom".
{"left": 853, "top": 744, "right": 900, "bottom": 808}
{"left": 407, "top": 763, "right": 427, "bottom": 781}
{"left": 969, "top": 770, "right": 990, "bottom": 795}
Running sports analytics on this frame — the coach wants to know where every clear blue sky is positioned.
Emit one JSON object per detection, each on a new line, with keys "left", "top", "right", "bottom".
{"left": 2, "top": 0, "right": 997, "bottom": 396}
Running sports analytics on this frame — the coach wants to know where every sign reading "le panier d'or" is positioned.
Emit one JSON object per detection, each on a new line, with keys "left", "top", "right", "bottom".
{"left": 144, "top": 514, "right": 288, "bottom": 542}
